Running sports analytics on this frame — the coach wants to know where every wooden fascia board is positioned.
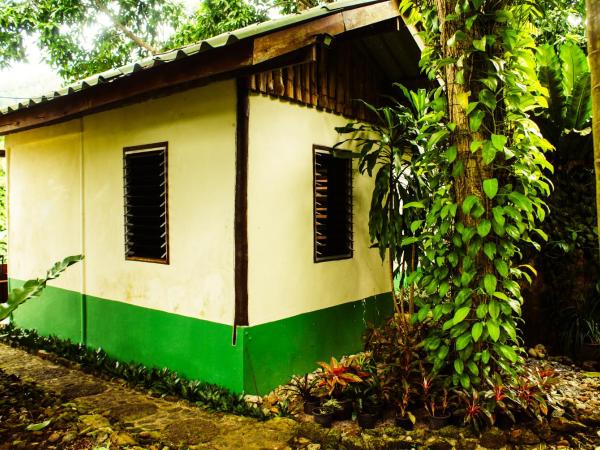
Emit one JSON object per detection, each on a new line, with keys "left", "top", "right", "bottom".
{"left": 252, "top": 0, "right": 399, "bottom": 65}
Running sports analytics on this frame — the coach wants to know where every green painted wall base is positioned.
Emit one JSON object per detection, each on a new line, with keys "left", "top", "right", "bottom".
{"left": 9, "top": 279, "right": 392, "bottom": 394}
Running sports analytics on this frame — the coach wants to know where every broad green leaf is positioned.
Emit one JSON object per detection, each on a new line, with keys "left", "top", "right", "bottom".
{"left": 476, "top": 303, "right": 488, "bottom": 319}
{"left": 438, "top": 345, "right": 449, "bottom": 361}
{"left": 483, "top": 242, "right": 496, "bottom": 260}
{"left": 470, "top": 109, "right": 485, "bottom": 132}
{"left": 479, "top": 89, "right": 496, "bottom": 110}
{"left": 560, "top": 41, "right": 589, "bottom": 97}
{"left": 473, "top": 36, "right": 486, "bottom": 52}
{"left": 482, "top": 141, "right": 496, "bottom": 165}
{"left": 462, "top": 195, "right": 479, "bottom": 215}
{"left": 410, "top": 220, "right": 423, "bottom": 233}
{"left": 508, "top": 191, "right": 532, "bottom": 212}
{"left": 472, "top": 322, "right": 483, "bottom": 341}
{"left": 494, "top": 259, "right": 509, "bottom": 277}
{"left": 417, "top": 304, "right": 430, "bottom": 322}
{"left": 483, "top": 274, "right": 497, "bottom": 295}
{"left": 483, "top": 178, "right": 499, "bottom": 199}
{"left": 477, "top": 220, "right": 491, "bottom": 237}
{"left": 454, "top": 359, "right": 464, "bottom": 374}
{"left": 488, "top": 300, "right": 500, "bottom": 319}
{"left": 497, "top": 344, "right": 518, "bottom": 363}
{"left": 460, "top": 373, "right": 471, "bottom": 389}
{"left": 467, "top": 361, "right": 479, "bottom": 376}
{"left": 492, "top": 206, "right": 505, "bottom": 226}
{"left": 453, "top": 306, "right": 471, "bottom": 324}
{"left": 446, "top": 145, "right": 458, "bottom": 163}
{"left": 456, "top": 333, "right": 471, "bottom": 351}
{"left": 565, "top": 72, "right": 592, "bottom": 130}
{"left": 481, "top": 350, "right": 490, "bottom": 363}
{"left": 491, "top": 134, "right": 507, "bottom": 150}
{"left": 487, "top": 320, "right": 500, "bottom": 341}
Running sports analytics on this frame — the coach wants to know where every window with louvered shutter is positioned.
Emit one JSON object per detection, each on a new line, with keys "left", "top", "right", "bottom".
{"left": 123, "top": 143, "right": 169, "bottom": 264}
{"left": 313, "top": 145, "right": 353, "bottom": 262}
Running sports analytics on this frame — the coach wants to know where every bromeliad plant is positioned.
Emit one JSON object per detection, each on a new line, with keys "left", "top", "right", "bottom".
{"left": 315, "top": 356, "right": 367, "bottom": 398}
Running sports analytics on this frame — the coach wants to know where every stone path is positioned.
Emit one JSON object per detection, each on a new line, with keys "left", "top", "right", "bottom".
{"left": 0, "top": 343, "right": 297, "bottom": 449}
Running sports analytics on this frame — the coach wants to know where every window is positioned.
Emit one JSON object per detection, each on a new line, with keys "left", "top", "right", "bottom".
{"left": 123, "top": 143, "right": 169, "bottom": 263}
{"left": 313, "top": 145, "right": 353, "bottom": 262}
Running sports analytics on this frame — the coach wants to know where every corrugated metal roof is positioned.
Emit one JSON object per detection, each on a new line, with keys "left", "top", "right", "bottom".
{"left": 0, "top": 0, "right": 383, "bottom": 116}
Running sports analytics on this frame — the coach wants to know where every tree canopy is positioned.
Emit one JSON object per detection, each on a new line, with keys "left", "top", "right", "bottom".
{"left": 0, "top": 0, "right": 330, "bottom": 82}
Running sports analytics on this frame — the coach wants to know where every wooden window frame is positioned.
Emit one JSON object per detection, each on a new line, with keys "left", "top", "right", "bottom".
{"left": 312, "top": 144, "right": 353, "bottom": 263}
{"left": 123, "top": 142, "right": 170, "bottom": 265}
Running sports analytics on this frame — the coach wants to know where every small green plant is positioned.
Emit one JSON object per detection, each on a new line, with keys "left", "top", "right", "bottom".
{"left": 0, "top": 324, "right": 270, "bottom": 419}
{"left": 282, "top": 374, "right": 318, "bottom": 402}
{"left": 585, "top": 319, "right": 600, "bottom": 344}
{"left": 0, "top": 255, "right": 83, "bottom": 321}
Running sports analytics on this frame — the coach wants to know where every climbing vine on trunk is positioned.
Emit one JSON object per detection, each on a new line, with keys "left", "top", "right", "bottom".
{"left": 400, "top": 0, "right": 553, "bottom": 388}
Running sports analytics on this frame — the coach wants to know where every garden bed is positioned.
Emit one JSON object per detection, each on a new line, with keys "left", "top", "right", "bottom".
{"left": 275, "top": 358, "right": 600, "bottom": 449}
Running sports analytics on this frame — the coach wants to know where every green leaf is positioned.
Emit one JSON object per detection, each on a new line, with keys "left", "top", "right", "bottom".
{"left": 494, "top": 259, "right": 509, "bottom": 277}
{"left": 497, "top": 344, "right": 518, "bottom": 363}
{"left": 560, "top": 41, "right": 589, "bottom": 98}
{"left": 469, "top": 109, "right": 485, "bottom": 132}
{"left": 27, "top": 420, "right": 52, "bottom": 431}
{"left": 473, "top": 36, "right": 486, "bottom": 51}
{"left": 460, "top": 373, "right": 471, "bottom": 389}
{"left": 417, "top": 304, "right": 431, "bottom": 322}
{"left": 476, "top": 303, "right": 488, "bottom": 319}
{"left": 471, "top": 322, "right": 483, "bottom": 341}
{"left": 488, "top": 300, "right": 500, "bottom": 319}
{"left": 403, "top": 201, "right": 426, "bottom": 209}
{"left": 410, "top": 220, "right": 424, "bottom": 233}
{"left": 492, "top": 206, "right": 505, "bottom": 226}
{"left": 491, "top": 134, "right": 507, "bottom": 150}
{"left": 479, "top": 89, "right": 496, "bottom": 110}
{"left": 454, "top": 359, "right": 464, "bottom": 374}
{"left": 456, "top": 333, "right": 472, "bottom": 351}
{"left": 462, "top": 195, "right": 479, "bottom": 215}
{"left": 477, "top": 220, "right": 491, "bottom": 237}
{"left": 453, "top": 306, "right": 471, "bottom": 324}
{"left": 438, "top": 345, "right": 449, "bottom": 361}
{"left": 483, "top": 242, "right": 496, "bottom": 260}
{"left": 467, "top": 361, "right": 479, "bottom": 376}
{"left": 483, "top": 178, "right": 498, "bottom": 199}
{"left": 565, "top": 72, "right": 592, "bottom": 130}
{"left": 481, "top": 350, "right": 490, "bottom": 364}
{"left": 483, "top": 274, "right": 497, "bottom": 295}
{"left": 446, "top": 145, "right": 458, "bottom": 163}
{"left": 508, "top": 191, "right": 532, "bottom": 212}
{"left": 482, "top": 141, "right": 497, "bottom": 165}
{"left": 487, "top": 320, "right": 500, "bottom": 341}
{"left": 448, "top": 30, "right": 467, "bottom": 47}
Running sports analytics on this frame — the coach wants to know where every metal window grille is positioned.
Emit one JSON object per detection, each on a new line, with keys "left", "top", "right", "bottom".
{"left": 313, "top": 145, "right": 353, "bottom": 262}
{"left": 123, "top": 143, "right": 169, "bottom": 263}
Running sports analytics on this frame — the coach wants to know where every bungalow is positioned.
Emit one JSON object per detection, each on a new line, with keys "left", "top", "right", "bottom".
{"left": 0, "top": 0, "right": 424, "bottom": 394}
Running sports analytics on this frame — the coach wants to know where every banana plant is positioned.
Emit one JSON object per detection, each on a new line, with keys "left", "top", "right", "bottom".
{"left": 0, "top": 255, "right": 83, "bottom": 321}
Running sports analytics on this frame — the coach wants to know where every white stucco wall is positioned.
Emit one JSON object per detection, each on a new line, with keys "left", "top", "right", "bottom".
{"left": 247, "top": 94, "right": 390, "bottom": 326}
{"left": 7, "top": 81, "right": 238, "bottom": 324}
{"left": 7, "top": 120, "right": 84, "bottom": 292}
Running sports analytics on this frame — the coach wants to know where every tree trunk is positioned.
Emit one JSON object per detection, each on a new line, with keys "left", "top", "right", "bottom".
{"left": 435, "top": 0, "right": 494, "bottom": 260}
{"left": 588, "top": 0, "right": 600, "bottom": 253}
